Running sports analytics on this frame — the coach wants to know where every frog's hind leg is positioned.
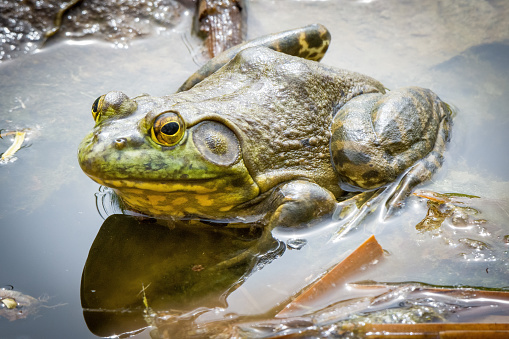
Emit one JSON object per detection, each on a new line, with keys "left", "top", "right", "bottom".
{"left": 178, "top": 24, "right": 330, "bottom": 91}
{"left": 385, "top": 106, "right": 452, "bottom": 216}
{"left": 330, "top": 87, "right": 453, "bottom": 217}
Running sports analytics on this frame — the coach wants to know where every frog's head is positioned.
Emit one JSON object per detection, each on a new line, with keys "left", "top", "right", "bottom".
{"left": 78, "top": 91, "right": 260, "bottom": 218}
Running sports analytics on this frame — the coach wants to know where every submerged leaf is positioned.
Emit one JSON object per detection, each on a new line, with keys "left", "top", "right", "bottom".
{"left": 1, "top": 298, "right": 17, "bottom": 309}
{"left": 1, "top": 131, "right": 26, "bottom": 161}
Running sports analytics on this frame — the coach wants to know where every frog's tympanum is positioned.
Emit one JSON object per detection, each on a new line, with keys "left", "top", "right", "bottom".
{"left": 78, "top": 24, "right": 452, "bottom": 228}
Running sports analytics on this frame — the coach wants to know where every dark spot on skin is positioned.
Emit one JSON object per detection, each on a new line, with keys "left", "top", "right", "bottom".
{"left": 436, "top": 156, "right": 444, "bottom": 166}
{"left": 115, "top": 152, "right": 122, "bottom": 162}
{"left": 331, "top": 129, "right": 347, "bottom": 143}
{"left": 395, "top": 156, "right": 409, "bottom": 172}
{"left": 231, "top": 176, "right": 246, "bottom": 188}
{"left": 409, "top": 88, "right": 429, "bottom": 107}
{"left": 362, "top": 170, "right": 380, "bottom": 181}
{"left": 145, "top": 161, "right": 166, "bottom": 171}
{"left": 423, "top": 159, "right": 436, "bottom": 171}
{"left": 333, "top": 149, "right": 371, "bottom": 168}
{"left": 383, "top": 150, "right": 395, "bottom": 163}
{"left": 332, "top": 149, "right": 349, "bottom": 168}
{"left": 349, "top": 150, "right": 371, "bottom": 165}
{"left": 308, "top": 52, "right": 318, "bottom": 59}
{"left": 305, "top": 35, "right": 324, "bottom": 49}
{"left": 279, "top": 37, "right": 302, "bottom": 55}
{"left": 300, "top": 139, "right": 311, "bottom": 147}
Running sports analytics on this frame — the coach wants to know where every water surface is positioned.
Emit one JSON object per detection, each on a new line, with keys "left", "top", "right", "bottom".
{"left": 1, "top": 0, "right": 508, "bottom": 338}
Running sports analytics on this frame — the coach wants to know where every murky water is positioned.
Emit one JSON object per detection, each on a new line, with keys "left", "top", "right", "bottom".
{"left": 1, "top": 0, "right": 509, "bottom": 338}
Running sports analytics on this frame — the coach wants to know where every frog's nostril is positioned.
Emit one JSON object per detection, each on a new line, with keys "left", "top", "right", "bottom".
{"left": 114, "top": 138, "right": 127, "bottom": 150}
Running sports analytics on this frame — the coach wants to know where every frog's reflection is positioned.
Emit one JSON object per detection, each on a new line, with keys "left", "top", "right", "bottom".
{"left": 81, "top": 214, "right": 283, "bottom": 337}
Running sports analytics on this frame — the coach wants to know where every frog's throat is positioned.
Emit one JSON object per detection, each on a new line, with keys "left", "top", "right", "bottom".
{"left": 88, "top": 174, "right": 263, "bottom": 217}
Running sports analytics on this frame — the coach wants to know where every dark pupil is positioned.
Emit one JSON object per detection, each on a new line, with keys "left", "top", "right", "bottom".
{"left": 161, "top": 122, "right": 180, "bottom": 135}
{"left": 92, "top": 97, "right": 101, "bottom": 112}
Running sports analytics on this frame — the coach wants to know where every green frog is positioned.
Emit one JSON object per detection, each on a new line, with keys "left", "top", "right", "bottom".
{"left": 78, "top": 24, "right": 452, "bottom": 229}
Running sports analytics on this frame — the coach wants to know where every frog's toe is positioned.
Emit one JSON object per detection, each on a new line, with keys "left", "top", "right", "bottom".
{"left": 384, "top": 183, "right": 413, "bottom": 218}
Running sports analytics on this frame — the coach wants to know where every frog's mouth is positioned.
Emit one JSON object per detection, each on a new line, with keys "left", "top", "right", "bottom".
{"left": 85, "top": 173, "right": 224, "bottom": 195}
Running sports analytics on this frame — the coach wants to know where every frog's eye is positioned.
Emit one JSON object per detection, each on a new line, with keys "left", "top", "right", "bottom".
{"left": 151, "top": 111, "right": 186, "bottom": 146}
{"left": 91, "top": 95, "right": 105, "bottom": 121}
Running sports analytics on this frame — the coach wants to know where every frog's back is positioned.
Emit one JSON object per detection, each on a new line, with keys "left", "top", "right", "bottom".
{"left": 170, "top": 47, "right": 385, "bottom": 195}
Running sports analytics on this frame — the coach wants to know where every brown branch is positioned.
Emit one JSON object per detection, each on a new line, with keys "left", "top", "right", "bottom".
{"left": 277, "top": 235, "right": 384, "bottom": 317}
{"left": 196, "top": 0, "right": 246, "bottom": 58}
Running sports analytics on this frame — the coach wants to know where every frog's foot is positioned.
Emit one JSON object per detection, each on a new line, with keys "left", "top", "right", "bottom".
{"left": 333, "top": 188, "right": 386, "bottom": 238}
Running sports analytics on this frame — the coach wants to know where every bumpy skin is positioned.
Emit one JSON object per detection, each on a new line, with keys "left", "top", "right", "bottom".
{"left": 78, "top": 24, "right": 452, "bottom": 228}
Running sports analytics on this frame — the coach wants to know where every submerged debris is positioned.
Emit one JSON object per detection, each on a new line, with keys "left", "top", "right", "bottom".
{"left": 151, "top": 231, "right": 509, "bottom": 338}
{"left": 414, "top": 190, "right": 485, "bottom": 233}
{"left": 152, "top": 283, "right": 509, "bottom": 338}
{"left": 412, "top": 190, "right": 507, "bottom": 263}
{"left": 0, "top": 288, "right": 44, "bottom": 321}
{"left": 0, "top": 130, "right": 26, "bottom": 163}
{"left": 195, "top": 0, "right": 246, "bottom": 58}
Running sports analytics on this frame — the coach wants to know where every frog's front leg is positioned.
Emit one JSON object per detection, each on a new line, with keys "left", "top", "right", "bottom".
{"left": 264, "top": 180, "right": 338, "bottom": 228}
{"left": 330, "top": 87, "right": 452, "bottom": 216}
{"left": 215, "top": 180, "right": 337, "bottom": 268}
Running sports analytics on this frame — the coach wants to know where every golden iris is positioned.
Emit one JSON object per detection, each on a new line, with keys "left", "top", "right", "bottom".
{"left": 91, "top": 95, "right": 105, "bottom": 121}
{"left": 151, "top": 111, "right": 185, "bottom": 146}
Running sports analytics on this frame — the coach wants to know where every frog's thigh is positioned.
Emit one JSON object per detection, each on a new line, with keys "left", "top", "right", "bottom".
{"left": 331, "top": 87, "right": 443, "bottom": 191}
{"left": 267, "top": 180, "right": 337, "bottom": 228}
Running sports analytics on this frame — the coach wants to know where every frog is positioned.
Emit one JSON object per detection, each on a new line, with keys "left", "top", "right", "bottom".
{"left": 78, "top": 24, "right": 452, "bottom": 230}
